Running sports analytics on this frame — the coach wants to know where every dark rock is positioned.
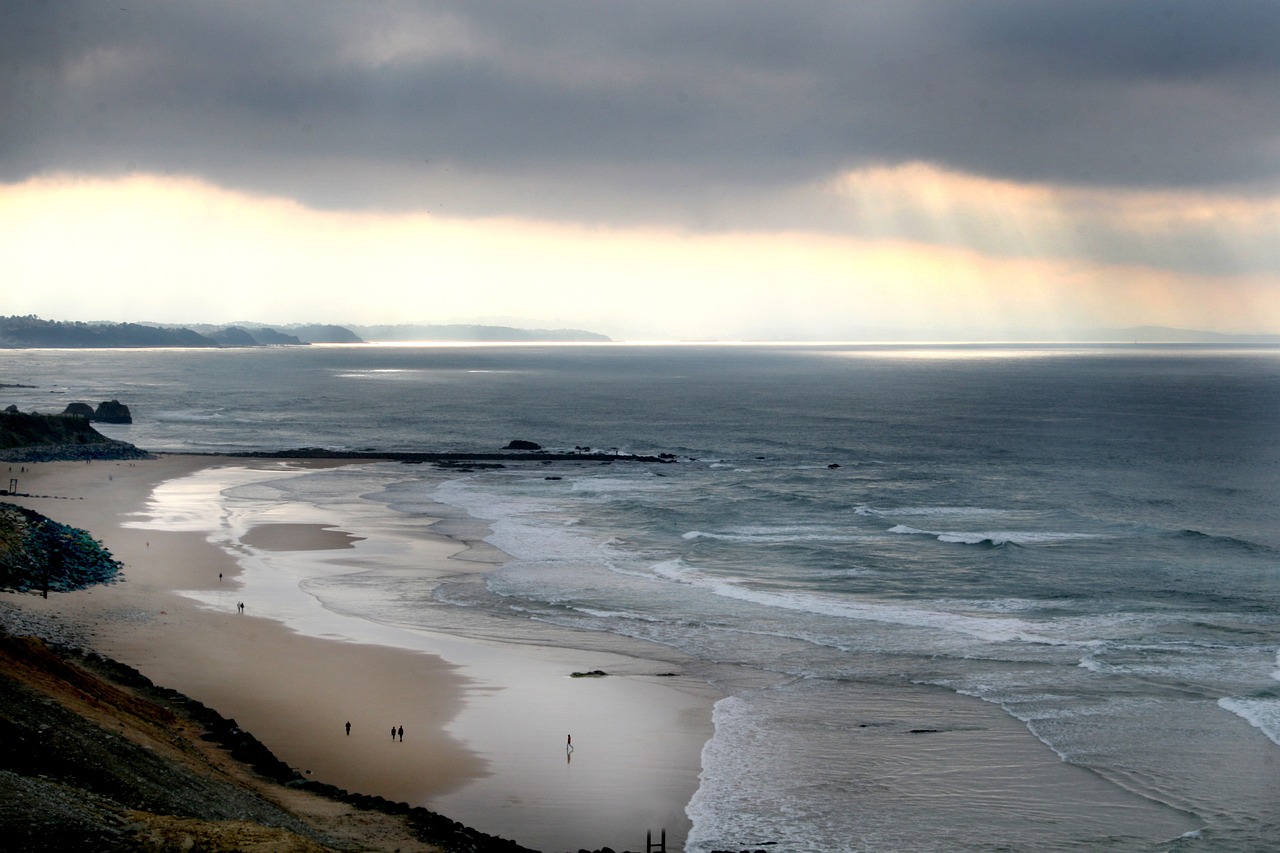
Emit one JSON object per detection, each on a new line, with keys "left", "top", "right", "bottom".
{"left": 570, "top": 669, "right": 609, "bottom": 678}
{"left": 60, "top": 403, "right": 95, "bottom": 418}
{"left": 828, "top": 463, "right": 840, "bottom": 469}
{"left": 504, "top": 440, "right": 542, "bottom": 450}
{"left": 92, "top": 400, "right": 132, "bottom": 424}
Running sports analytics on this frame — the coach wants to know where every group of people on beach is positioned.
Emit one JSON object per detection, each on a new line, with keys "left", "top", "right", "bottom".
{"left": 339, "top": 722, "right": 404, "bottom": 740}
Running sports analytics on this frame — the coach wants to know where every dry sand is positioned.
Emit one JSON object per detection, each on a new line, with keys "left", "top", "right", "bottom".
{"left": 2, "top": 455, "right": 715, "bottom": 852}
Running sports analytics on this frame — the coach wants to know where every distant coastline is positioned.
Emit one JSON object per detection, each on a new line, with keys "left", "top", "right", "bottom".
{"left": 0, "top": 315, "right": 612, "bottom": 348}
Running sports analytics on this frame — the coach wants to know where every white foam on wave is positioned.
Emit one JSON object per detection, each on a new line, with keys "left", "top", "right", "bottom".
{"left": 889, "top": 524, "right": 1097, "bottom": 546}
{"left": 932, "top": 597, "right": 1046, "bottom": 613}
{"left": 334, "top": 368, "right": 416, "bottom": 379}
{"left": 857, "top": 504, "right": 1008, "bottom": 517}
{"left": 434, "top": 478, "right": 558, "bottom": 517}
{"left": 154, "top": 408, "right": 229, "bottom": 423}
{"left": 575, "top": 606, "right": 662, "bottom": 623}
{"left": 1218, "top": 697, "right": 1280, "bottom": 748}
{"left": 651, "top": 560, "right": 1077, "bottom": 646}
{"left": 682, "top": 527, "right": 879, "bottom": 545}
{"left": 1078, "top": 653, "right": 1105, "bottom": 673}
{"left": 686, "top": 693, "right": 832, "bottom": 853}
{"left": 430, "top": 477, "right": 652, "bottom": 586}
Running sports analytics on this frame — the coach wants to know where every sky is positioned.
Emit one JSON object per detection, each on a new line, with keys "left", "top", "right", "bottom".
{"left": 3, "top": 0, "right": 1280, "bottom": 341}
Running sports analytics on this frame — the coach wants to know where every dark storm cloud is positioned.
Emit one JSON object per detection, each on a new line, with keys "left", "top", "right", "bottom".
{"left": 4, "top": 0, "right": 1280, "bottom": 218}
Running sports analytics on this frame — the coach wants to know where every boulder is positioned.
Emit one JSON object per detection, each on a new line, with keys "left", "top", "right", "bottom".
{"left": 93, "top": 400, "right": 133, "bottom": 424}
{"left": 61, "top": 403, "right": 95, "bottom": 419}
{"left": 504, "top": 440, "right": 542, "bottom": 451}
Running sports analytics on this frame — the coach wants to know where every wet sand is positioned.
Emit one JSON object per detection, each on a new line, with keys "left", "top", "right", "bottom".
{"left": 2, "top": 455, "right": 715, "bottom": 852}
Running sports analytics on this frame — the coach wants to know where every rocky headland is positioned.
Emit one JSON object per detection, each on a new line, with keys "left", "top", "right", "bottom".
{"left": 0, "top": 409, "right": 150, "bottom": 464}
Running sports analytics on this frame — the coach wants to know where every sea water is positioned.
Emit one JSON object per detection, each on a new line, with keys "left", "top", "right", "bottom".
{"left": 4, "top": 343, "right": 1279, "bottom": 851}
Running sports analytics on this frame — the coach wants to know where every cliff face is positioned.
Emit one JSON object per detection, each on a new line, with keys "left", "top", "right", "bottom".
{"left": 0, "top": 629, "right": 369, "bottom": 852}
{"left": 0, "top": 614, "right": 546, "bottom": 853}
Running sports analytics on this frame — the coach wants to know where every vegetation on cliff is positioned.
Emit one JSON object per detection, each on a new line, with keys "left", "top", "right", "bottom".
{"left": 1, "top": 411, "right": 117, "bottom": 450}
{"left": 0, "top": 411, "right": 150, "bottom": 462}
{"left": 0, "top": 613, "right": 546, "bottom": 852}
{"left": 0, "top": 315, "right": 219, "bottom": 348}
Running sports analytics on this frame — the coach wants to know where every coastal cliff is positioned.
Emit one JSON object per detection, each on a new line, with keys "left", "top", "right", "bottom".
{"left": 0, "top": 512, "right": 543, "bottom": 852}
{"left": 0, "top": 610, "right": 544, "bottom": 853}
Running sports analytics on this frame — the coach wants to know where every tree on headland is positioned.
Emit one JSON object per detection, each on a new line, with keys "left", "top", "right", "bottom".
{"left": 0, "top": 315, "right": 219, "bottom": 348}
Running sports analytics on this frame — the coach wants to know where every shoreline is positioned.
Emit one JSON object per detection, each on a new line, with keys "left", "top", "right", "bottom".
{"left": 1, "top": 454, "right": 717, "bottom": 853}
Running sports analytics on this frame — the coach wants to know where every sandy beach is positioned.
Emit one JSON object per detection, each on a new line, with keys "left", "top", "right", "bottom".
{"left": 2, "top": 455, "right": 716, "bottom": 853}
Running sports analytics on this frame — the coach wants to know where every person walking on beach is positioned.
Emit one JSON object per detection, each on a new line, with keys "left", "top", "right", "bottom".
{"left": 392, "top": 726, "right": 396, "bottom": 740}
{"left": 398, "top": 725, "right": 404, "bottom": 742}
{"left": 345, "top": 721, "right": 351, "bottom": 736}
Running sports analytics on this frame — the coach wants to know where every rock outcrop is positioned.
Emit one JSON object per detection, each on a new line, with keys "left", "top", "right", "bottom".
{"left": 92, "top": 400, "right": 132, "bottom": 424}
{"left": 57, "top": 401, "right": 132, "bottom": 424}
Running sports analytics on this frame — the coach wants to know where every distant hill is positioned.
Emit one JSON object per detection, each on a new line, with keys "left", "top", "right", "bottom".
{"left": 0, "top": 317, "right": 321, "bottom": 348}
{"left": 346, "top": 323, "right": 611, "bottom": 342}
{"left": 1079, "top": 326, "right": 1280, "bottom": 343}
{"left": 0, "top": 316, "right": 609, "bottom": 347}
{"left": 0, "top": 316, "right": 218, "bottom": 348}
{"left": 283, "top": 324, "right": 365, "bottom": 344}
{"left": 184, "top": 325, "right": 308, "bottom": 346}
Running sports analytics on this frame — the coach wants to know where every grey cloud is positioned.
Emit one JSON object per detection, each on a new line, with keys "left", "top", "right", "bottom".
{"left": 4, "top": 0, "right": 1280, "bottom": 232}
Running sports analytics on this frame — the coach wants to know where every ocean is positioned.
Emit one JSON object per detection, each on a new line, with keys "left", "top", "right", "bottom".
{"left": 4, "top": 342, "right": 1279, "bottom": 851}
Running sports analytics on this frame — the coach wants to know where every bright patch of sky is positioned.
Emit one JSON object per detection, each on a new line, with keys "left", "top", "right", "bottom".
{"left": 3, "top": 1, "right": 1279, "bottom": 340}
